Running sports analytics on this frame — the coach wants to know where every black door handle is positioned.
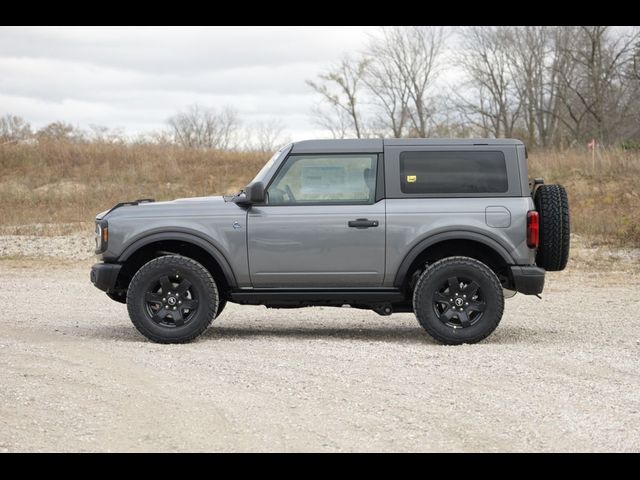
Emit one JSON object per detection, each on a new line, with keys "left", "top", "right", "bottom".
{"left": 348, "top": 218, "right": 379, "bottom": 229}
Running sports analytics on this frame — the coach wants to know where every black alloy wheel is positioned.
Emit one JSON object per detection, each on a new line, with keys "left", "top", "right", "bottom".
{"left": 144, "top": 273, "right": 200, "bottom": 328}
{"left": 413, "top": 256, "right": 504, "bottom": 345}
{"left": 432, "top": 275, "right": 486, "bottom": 329}
{"left": 127, "top": 255, "right": 219, "bottom": 343}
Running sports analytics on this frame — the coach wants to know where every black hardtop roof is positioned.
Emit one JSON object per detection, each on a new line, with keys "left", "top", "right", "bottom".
{"left": 290, "top": 138, "right": 524, "bottom": 153}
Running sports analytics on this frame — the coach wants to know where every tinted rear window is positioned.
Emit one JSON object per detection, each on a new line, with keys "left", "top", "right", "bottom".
{"left": 400, "top": 151, "right": 508, "bottom": 194}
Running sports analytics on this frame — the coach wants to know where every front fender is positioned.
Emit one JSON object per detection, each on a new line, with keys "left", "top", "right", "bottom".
{"left": 114, "top": 230, "right": 238, "bottom": 288}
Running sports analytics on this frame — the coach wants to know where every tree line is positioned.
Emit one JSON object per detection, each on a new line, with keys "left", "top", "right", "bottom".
{"left": 0, "top": 107, "right": 289, "bottom": 152}
{"left": 308, "top": 26, "right": 640, "bottom": 148}
{"left": 3, "top": 26, "right": 639, "bottom": 152}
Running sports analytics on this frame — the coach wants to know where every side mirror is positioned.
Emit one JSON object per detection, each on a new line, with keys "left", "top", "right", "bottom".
{"left": 246, "top": 181, "right": 266, "bottom": 203}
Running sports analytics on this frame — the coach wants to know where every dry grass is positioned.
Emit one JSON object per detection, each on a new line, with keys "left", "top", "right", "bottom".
{"left": 0, "top": 141, "right": 269, "bottom": 235}
{"left": 0, "top": 140, "right": 638, "bottom": 246}
{"left": 528, "top": 148, "right": 640, "bottom": 246}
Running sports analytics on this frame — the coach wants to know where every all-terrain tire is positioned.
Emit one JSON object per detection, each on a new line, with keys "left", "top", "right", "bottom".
{"left": 413, "top": 257, "right": 504, "bottom": 345}
{"left": 534, "top": 184, "right": 570, "bottom": 271}
{"left": 127, "top": 255, "right": 219, "bottom": 343}
{"left": 216, "top": 297, "right": 227, "bottom": 317}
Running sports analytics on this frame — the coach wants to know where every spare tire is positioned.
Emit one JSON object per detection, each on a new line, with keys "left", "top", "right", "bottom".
{"left": 534, "top": 184, "right": 570, "bottom": 271}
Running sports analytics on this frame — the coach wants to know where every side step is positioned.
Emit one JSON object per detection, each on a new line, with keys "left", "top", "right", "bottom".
{"left": 229, "top": 288, "right": 406, "bottom": 306}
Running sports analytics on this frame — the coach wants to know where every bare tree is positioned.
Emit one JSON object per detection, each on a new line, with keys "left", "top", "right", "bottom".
{"left": 540, "top": 26, "right": 580, "bottom": 147}
{"left": 307, "top": 56, "right": 369, "bottom": 139}
{"left": 555, "top": 26, "right": 640, "bottom": 144}
{"left": 633, "top": 38, "right": 640, "bottom": 80}
{"left": 310, "top": 104, "right": 352, "bottom": 139}
{"left": 503, "top": 26, "right": 578, "bottom": 147}
{"left": 366, "top": 26, "right": 445, "bottom": 138}
{"left": 507, "top": 26, "right": 546, "bottom": 145}
{"left": 36, "top": 121, "right": 85, "bottom": 142}
{"left": 430, "top": 98, "right": 477, "bottom": 138}
{"left": 506, "top": 26, "right": 542, "bottom": 145}
{"left": 246, "top": 119, "right": 289, "bottom": 152}
{"left": 455, "top": 26, "right": 522, "bottom": 138}
{"left": 88, "top": 124, "right": 125, "bottom": 144}
{"left": 363, "top": 35, "right": 411, "bottom": 138}
{"left": 0, "top": 115, "right": 32, "bottom": 143}
{"left": 136, "top": 129, "right": 174, "bottom": 146}
{"left": 168, "top": 105, "right": 240, "bottom": 150}
{"left": 627, "top": 38, "right": 640, "bottom": 141}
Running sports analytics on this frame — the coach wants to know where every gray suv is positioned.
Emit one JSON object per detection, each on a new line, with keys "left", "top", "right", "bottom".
{"left": 91, "top": 139, "right": 570, "bottom": 345}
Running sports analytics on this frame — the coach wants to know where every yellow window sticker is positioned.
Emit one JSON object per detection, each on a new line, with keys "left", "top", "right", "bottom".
{"left": 407, "top": 175, "right": 417, "bottom": 183}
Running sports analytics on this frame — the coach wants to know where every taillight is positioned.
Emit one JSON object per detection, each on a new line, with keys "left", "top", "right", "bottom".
{"left": 527, "top": 211, "right": 539, "bottom": 249}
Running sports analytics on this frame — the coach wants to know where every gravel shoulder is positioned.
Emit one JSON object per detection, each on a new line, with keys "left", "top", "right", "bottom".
{"left": 0, "top": 236, "right": 639, "bottom": 452}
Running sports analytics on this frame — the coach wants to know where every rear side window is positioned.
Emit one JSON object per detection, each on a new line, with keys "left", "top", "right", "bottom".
{"left": 400, "top": 151, "right": 508, "bottom": 194}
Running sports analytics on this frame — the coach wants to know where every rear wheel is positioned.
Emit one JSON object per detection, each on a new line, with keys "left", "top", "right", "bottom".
{"left": 127, "top": 255, "right": 219, "bottom": 343}
{"left": 413, "top": 257, "right": 504, "bottom": 345}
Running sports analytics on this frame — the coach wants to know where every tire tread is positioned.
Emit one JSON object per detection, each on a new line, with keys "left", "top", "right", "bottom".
{"left": 127, "top": 255, "right": 218, "bottom": 344}
{"left": 412, "top": 256, "right": 504, "bottom": 345}
{"left": 535, "top": 184, "right": 570, "bottom": 271}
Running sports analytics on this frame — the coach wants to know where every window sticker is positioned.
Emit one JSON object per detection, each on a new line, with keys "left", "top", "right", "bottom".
{"left": 406, "top": 175, "right": 417, "bottom": 183}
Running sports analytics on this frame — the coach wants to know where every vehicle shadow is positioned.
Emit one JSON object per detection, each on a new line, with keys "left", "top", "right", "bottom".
{"left": 203, "top": 325, "right": 436, "bottom": 345}
{"left": 79, "top": 323, "right": 435, "bottom": 345}
{"left": 482, "top": 325, "right": 561, "bottom": 345}
{"left": 81, "top": 323, "right": 556, "bottom": 346}
{"left": 204, "top": 324, "right": 556, "bottom": 345}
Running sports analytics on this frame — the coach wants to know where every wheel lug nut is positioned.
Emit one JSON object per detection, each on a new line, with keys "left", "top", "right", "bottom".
{"left": 463, "top": 295, "right": 466, "bottom": 298}
{"left": 178, "top": 301, "right": 182, "bottom": 304}
{"left": 173, "top": 307, "right": 176, "bottom": 310}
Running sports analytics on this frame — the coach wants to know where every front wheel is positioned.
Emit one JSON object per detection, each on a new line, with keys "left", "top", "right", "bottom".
{"left": 127, "top": 255, "right": 219, "bottom": 343}
{"left": 413, "top": 257, "right": 504, "bottom": 345}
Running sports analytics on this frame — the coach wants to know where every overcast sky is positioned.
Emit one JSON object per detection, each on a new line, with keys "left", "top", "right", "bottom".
{"left": 0, "top": 26, "right": 384, "bottom": 140}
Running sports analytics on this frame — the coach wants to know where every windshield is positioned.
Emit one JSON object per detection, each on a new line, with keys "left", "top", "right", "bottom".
{"left": 252, "top": 144, "right": 292, "bottom": 185}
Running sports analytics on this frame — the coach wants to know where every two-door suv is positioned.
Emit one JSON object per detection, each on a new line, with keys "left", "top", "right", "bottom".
{"left": 91, "top": 139, "right": 570, "bottom": 344}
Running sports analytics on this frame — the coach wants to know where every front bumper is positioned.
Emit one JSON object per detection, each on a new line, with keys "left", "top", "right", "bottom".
{"left": 90, "top": 263, "right": 122, "bottom": 292}
{"left": 510, "top": 266, "right": 545, "bottom": 295}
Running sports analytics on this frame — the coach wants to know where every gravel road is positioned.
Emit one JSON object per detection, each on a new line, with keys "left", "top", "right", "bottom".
{"left": 1, "top": 255, "right": 639, "bottom": 452}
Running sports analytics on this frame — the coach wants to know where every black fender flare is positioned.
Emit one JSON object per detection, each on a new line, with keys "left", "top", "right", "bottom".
{"left": 393, "top": 231, "right": 515, "bottom": 287}
{"left": 117, "top": 231, "right": 237, "bottom": 287}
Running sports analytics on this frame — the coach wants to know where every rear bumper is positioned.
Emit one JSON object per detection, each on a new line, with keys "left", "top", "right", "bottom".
{"left": 510, "top": 266, "right": 545, "bottom": 295}
{"left": 90, "top": 263, "right": 122, "bottom": 292}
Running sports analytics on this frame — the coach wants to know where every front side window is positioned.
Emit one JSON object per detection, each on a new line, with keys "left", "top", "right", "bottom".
{"left": 267, "top": 154, "right": 377, "bottom": 205}
{"left": 400, "top": 151, "right": 508, "bottom": 194}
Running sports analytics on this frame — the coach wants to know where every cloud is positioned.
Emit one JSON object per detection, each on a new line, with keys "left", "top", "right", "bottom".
{"left": 0, "top": 26, "right": 378, "bottom": 138}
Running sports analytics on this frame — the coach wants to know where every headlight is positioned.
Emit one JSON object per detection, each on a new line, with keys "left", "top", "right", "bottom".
{"left": 95, "top": 220, "right": 108, "bottom": 254}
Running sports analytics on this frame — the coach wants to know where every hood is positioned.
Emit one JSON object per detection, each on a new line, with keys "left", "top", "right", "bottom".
{"left": 96, "top": 196, "right": 232, "bottom": 221}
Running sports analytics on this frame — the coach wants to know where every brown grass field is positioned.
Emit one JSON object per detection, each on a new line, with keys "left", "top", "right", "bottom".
{"left": 0, "top": 140, "right": 638, "bottom": 246}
